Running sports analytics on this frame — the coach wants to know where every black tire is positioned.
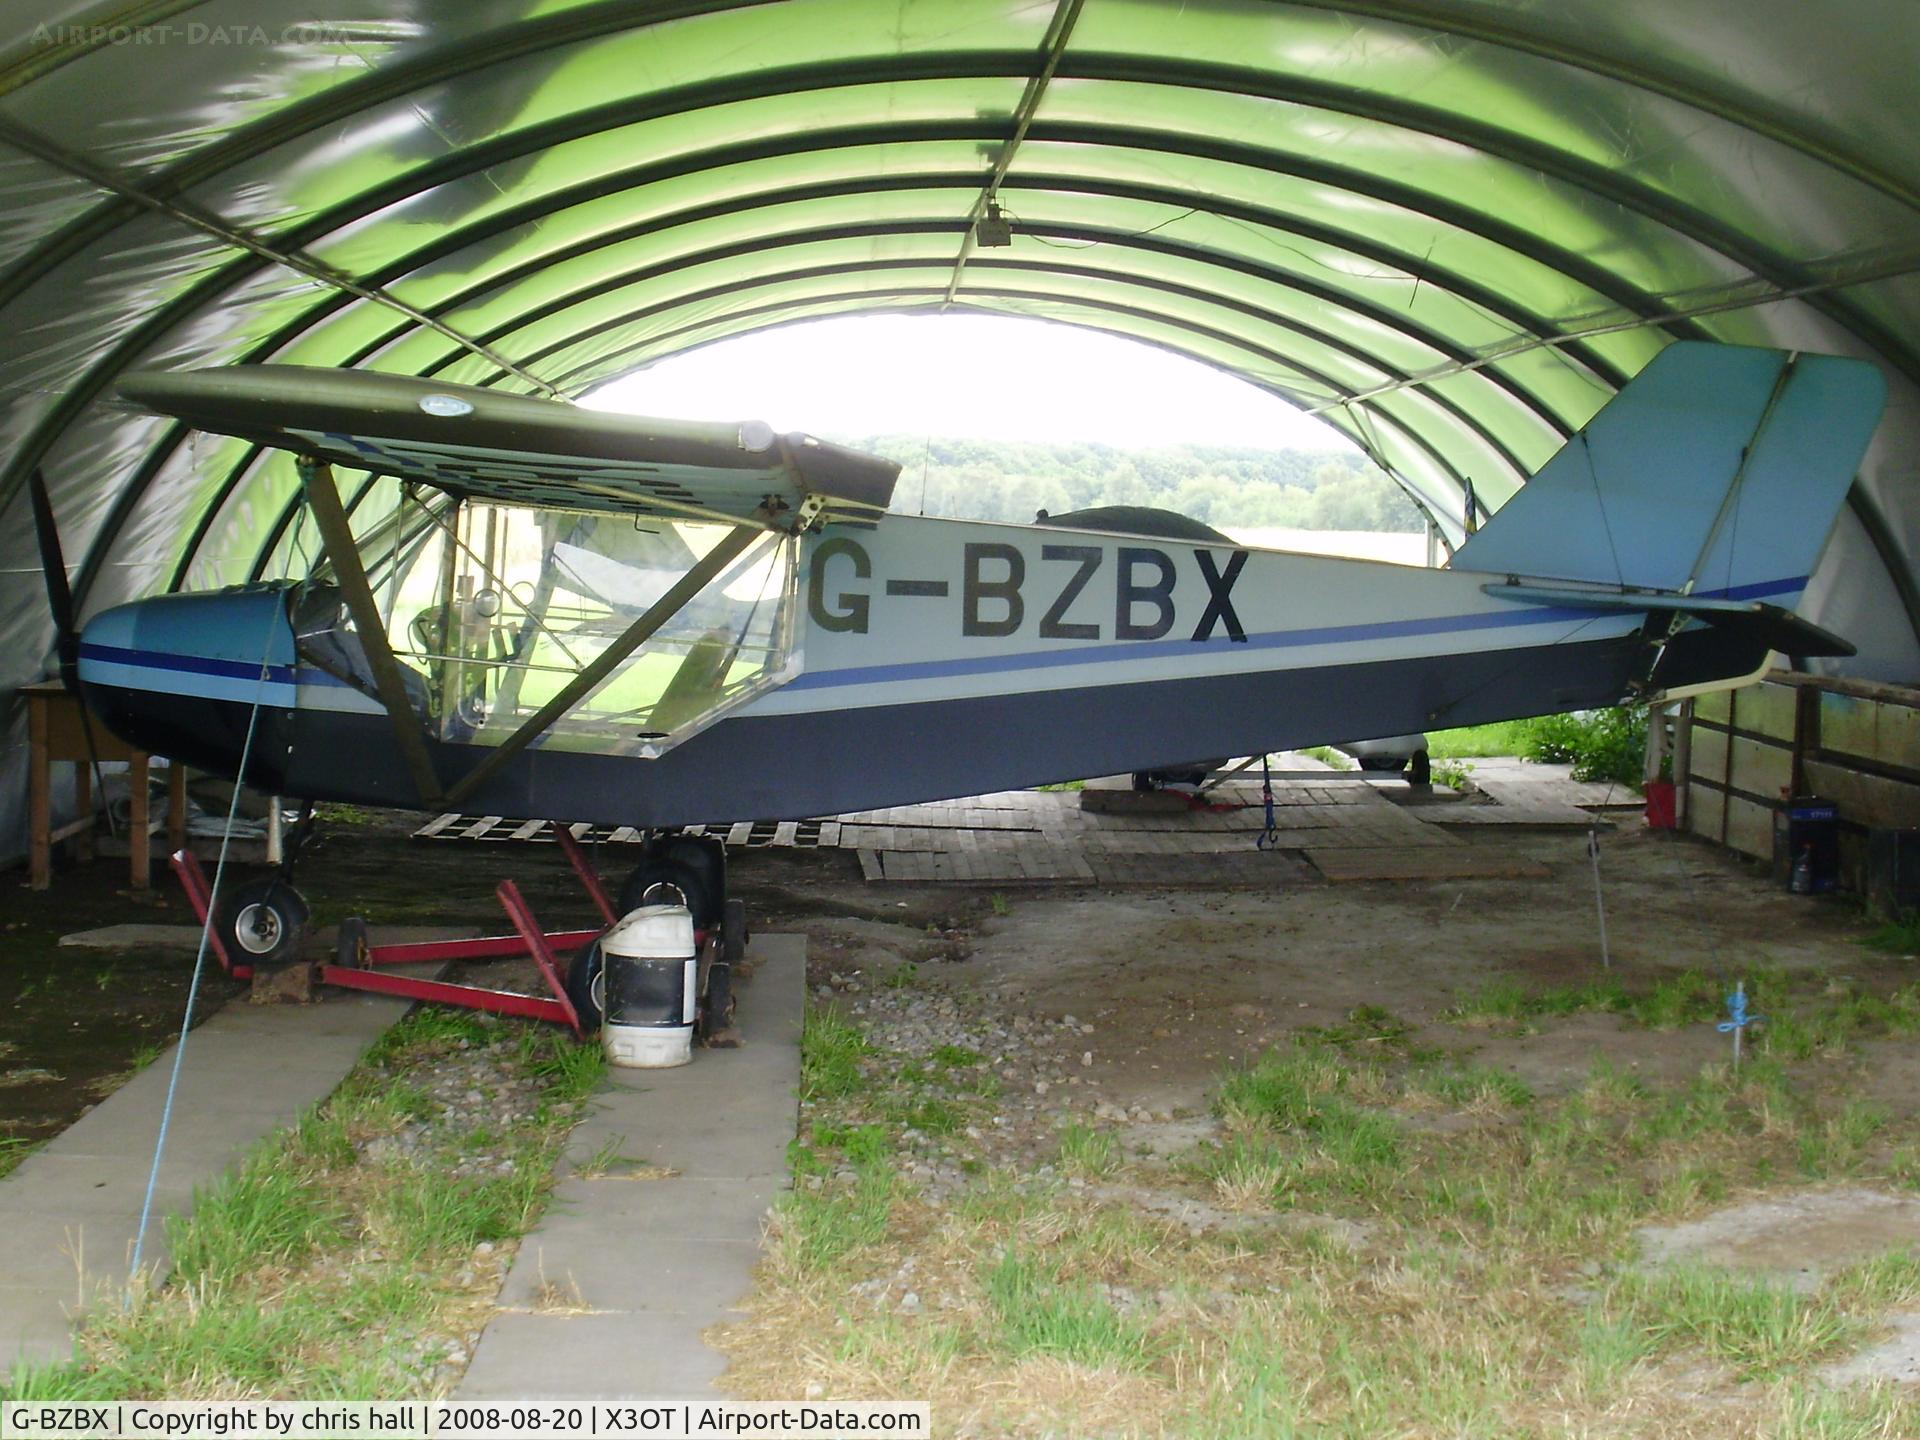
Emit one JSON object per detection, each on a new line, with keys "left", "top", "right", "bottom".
{"left": 566, "top": 940, "right": 604, "bottom": 1034}
{"left": 335, "top": 916, "right": 370, "bottom": 968}
{"left": 722, "top": 897, "right": 749, "bottom": 967}
{"left": 1357, "top": 756, "right": 1408, "bottom": 772}
{"left": 617, "top": 856, "right": 711, "bottom": 928}
{"left": 1407, "top": 749, "right": 1433, "bottom": 786}
{"left": 700, "top": 960, "right": 734, "bottom": 1039}
{"left": 216, "top": 878, "right": 309, "bottom": 969}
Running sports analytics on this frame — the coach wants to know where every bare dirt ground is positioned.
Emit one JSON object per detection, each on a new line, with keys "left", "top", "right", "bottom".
{"left": 755, "top": 822, "right": 1900, "bottom": 1157}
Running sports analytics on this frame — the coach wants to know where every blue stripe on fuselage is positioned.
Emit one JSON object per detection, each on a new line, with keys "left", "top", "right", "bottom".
{"left": 78, "top": 642, "right": 296, "bottom": 686}
{"left": 785, "top": 574, "right": 1806, "bottom": 694}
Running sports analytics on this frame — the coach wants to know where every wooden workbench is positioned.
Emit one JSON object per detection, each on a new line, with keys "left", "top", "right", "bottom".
{"left": 23, "top": 680, "right": 186, "bottom": 890}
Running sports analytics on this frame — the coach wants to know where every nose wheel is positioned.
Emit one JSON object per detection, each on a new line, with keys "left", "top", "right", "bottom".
{"left": 214, "top": 877, "right": 310, "bottom": 969}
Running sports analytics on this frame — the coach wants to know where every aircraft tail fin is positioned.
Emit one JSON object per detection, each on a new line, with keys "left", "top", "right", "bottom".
{"left": 1450, "top": 343, "right": 1885, "bottom": 611}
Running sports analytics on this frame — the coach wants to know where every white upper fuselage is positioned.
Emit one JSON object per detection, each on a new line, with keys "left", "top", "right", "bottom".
{"left": 742, "top": 513, "right": 1648, "bottom": 722}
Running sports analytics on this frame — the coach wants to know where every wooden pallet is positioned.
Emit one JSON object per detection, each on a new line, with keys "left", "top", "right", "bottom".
{"left": 411, "top": 778, "right": 1527, "bottom": 888}
{"left": 413, "top": 814, "right": 832, "bottom": 848}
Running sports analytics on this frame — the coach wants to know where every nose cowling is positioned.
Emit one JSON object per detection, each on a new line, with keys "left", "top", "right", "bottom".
{"left": 77, "top": 584, "right": 300, "bottom": 783}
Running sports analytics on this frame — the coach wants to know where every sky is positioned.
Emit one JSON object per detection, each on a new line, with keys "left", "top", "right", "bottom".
{"left": 586, "top": 313, "right": 1356, "bottom": 452}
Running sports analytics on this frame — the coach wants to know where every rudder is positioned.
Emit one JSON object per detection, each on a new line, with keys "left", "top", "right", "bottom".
{"left": 1451, "top": 343, "right": 1886, "bottom": 608}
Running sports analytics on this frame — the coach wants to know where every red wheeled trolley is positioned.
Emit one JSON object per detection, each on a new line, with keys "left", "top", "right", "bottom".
{"left": 170, "top": 823, "right": 744, "bottom": 1040}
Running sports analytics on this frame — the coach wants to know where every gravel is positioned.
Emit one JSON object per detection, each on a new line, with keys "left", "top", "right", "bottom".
{"left": 801, "top": 924, "right": 1195, "bottom": 1206}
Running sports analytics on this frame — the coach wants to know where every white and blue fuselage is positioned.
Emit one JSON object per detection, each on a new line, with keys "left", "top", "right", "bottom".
{"left": 77, "top": 512, "right": 1664, "bottom": 825}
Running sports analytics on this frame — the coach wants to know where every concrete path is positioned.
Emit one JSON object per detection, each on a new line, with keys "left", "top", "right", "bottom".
{"left": 1467, "top": 757, "right": 1644, "bottom": 811}
{"left": 0, "top": 932, "right": 459, "bottom": 1369}
{"left": 458, "top": 934, "right": 804, "bottom": 1401}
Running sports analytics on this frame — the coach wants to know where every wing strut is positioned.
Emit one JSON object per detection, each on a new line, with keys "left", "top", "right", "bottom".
{"left": 439, "top": 513, "right": 766, "bottom": 813}
{"left": 299, "top": 457, "right": 447, "bottom": 809}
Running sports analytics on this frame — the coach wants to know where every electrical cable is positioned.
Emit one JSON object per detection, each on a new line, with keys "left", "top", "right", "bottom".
{"left": 995, "top": 200, "right": 1202, "bottom": 250}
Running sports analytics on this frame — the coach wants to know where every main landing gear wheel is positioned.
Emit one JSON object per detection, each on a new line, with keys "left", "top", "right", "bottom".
{"left": 215, "top": 878, "right": 310, "bottom": 969}
{"left": 566, "top": 933, "right": 739, "bottom": 1042}
{"left": 617, "top": 834, "right": 726, "bottom": 930}
{"left": 722, "top": 898, "right": 749, "bottom": 968}
{"left": 617, "top": 857, "right": 708, "bottom": 926}
{"left": 566, "top": 940, "right": 606, "bottom": 1035}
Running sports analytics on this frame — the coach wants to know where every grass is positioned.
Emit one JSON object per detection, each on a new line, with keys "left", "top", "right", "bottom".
{"left": 1406, "top": 1061, "right": 1533, "bottom": 1109}
{"left": 1764, "top": 1383, "right": 1920, "bottom": 1439}
{"left": 167, "top": 1156, "right": 346, "bottom": 1289}
{"left": 1056, "top": 1122, "right": 1120, "bottom": 1180}
{"left": 0, "top": 1135, "right": 39, "bottom": 1182}
{"left": 1596, "top": 1265, "right": 1862, "bottom": 1378}
{"left": 3, "top": 1010, "right": 602, "bottom": 1400}
{"left": 1303, "top": 1003, "right": 1414, "bottom": 1051}
{"left": 1863, "top": 911, "right": 1920, "bottom": 955}
{"left": 1448, "top": 972, "right": 1920, "bottom": 1081}
{"left": 800, "top": 1005, "right": 873, "bottom": 1102}
{"left": 884, "top": 1093, "right": 964, "bottom": 1135}
{"left": 1429, "top": 710, "right": 1649, "bottom": 786}
{"left": 1446, "top": 975, "right": 1629, "bottom": 1022}
{"left": 982, "top": 1251, "right": 1153, "bottom": 1369}
{"left": 720, "top": 954, "right": 1920, "bottom": 1435}
{"left": 1203, "top": 1043, "right": 1403, "bottom": 1207}
{"left": 1427, "top": 719, "right": 1543, "bottom": 758}
{"left": 1299, "top": 745, "right": 1355, "bottom": 771}
{"left": 773, "top": 1166, "right": 898, "bottom": 1274}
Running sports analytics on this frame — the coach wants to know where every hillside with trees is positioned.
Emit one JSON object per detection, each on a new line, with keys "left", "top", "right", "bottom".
{"left": 829, "top": 434, "right": 1425, "bottom": 532}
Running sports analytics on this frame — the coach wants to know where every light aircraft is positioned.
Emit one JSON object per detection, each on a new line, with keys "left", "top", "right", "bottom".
{"left": 28, "top": 342, "right": 1885, "bottom": 965}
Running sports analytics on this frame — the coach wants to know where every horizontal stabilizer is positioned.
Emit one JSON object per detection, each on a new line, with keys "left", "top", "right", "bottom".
{"left": 119, "top": 366, "right": 900, "bottom": 528}
{"left": 1483, "top": 583, "right": 1856, "bottom": 658}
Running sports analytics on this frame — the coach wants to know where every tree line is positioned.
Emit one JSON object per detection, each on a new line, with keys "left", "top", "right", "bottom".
{"left": 832, "top": 433, "right": 1425, "bottom": 532}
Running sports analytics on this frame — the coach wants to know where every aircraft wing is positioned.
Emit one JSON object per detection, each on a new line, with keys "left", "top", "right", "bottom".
{"left": 119, "top": 365, "right": 899, "bottom": 529}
